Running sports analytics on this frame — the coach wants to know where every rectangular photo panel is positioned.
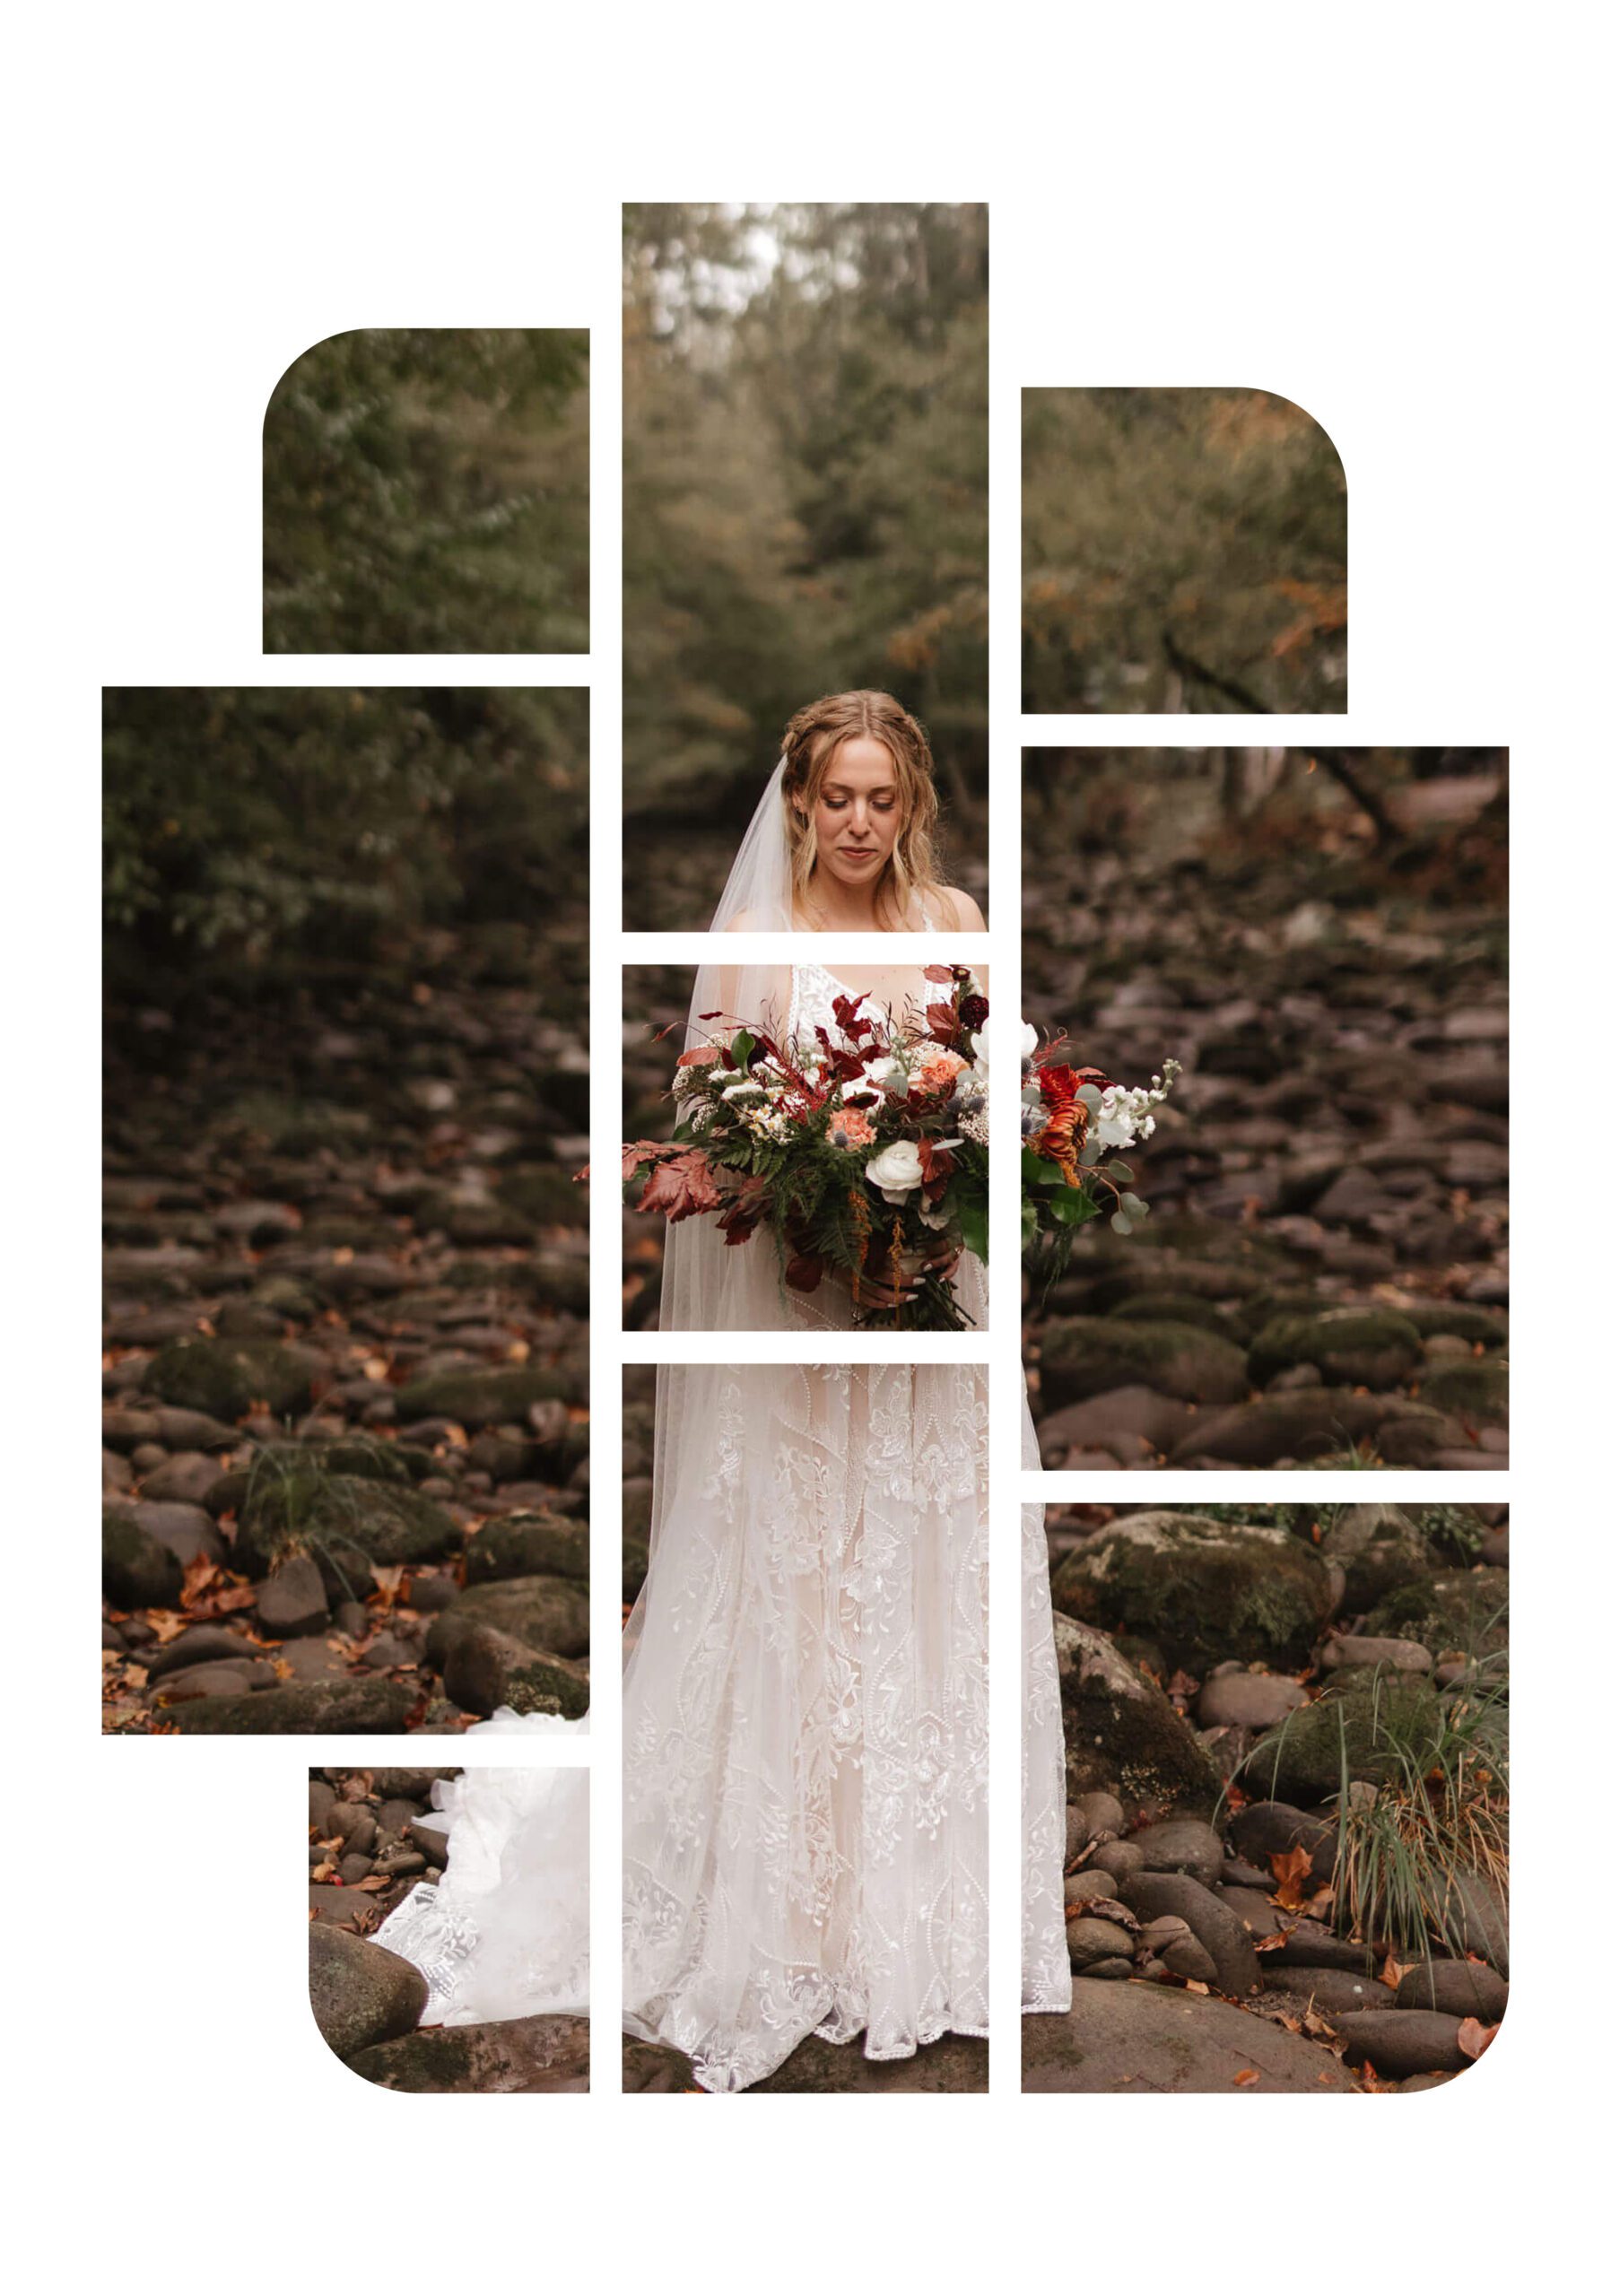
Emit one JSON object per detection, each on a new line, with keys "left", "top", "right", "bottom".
{"left": 622, "top": 961, "right": 990, "bottom": 1334}
{"left": 623, "top": 202, "right": 989, "bottom": 930}
{"left": 621, "top": 1360, "right": 989, "bottom": 2093}
{"left": 1023, "top": 1497, "right": 1508, "bottom": 2092}
{"left": 309, "top": 1762, "right": 589, "bottom": 2092}
{"left": 102, "top": 687, "right": 591, "bottom": 1734}
{"left": 1021, "top": 747, "right": 1509, "bottom": 1473}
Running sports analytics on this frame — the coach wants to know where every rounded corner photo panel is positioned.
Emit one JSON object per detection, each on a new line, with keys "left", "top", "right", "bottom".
{"left": 1020, "top": 744, "right": 1509, "bottom": 2096}
{"left": 102, "top": 685, "right": 592, "bottom": 1740}
{"left": 1021, "top": 387, "right": 1346, "bottom": 716}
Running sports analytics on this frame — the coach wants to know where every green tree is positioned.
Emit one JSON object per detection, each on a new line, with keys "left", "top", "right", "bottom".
{"left": 264, "top": 328, "right": 588, "bottom": 654}
{"left": 103, "top": 686, "right": 588, "bottom": 985}
{"left": 1022, "top": 387, "right": 1346, "bottom": 714}
{"left": 623, "top": 204, "right": 988, "bottom": 921}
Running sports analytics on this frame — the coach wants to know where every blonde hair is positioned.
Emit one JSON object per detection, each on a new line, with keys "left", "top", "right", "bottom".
{"left": 779, "top": 690, "right": 946, "bottom": 928}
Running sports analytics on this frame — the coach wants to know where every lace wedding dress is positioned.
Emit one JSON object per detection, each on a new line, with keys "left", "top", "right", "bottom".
{"left": 622, "top": 959, "right": 991, "bottom": 2090}
{"left": 371, "top": 1719, "right": 589, "bottom": 2023}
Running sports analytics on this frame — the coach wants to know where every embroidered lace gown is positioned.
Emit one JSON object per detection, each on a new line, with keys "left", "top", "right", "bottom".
{"left": 621, "top": 961, "right": 991, "bottom": 2090}
{"left": 371, "top": 1756, "right": 589, "bottom": 2023}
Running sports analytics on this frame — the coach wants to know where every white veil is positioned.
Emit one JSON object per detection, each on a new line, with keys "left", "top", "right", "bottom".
{"left": 656, "top": 757, "right": 824, "bottom": 1335}
{"left": 706, "top": 755, "right": 794, "bottom": 932}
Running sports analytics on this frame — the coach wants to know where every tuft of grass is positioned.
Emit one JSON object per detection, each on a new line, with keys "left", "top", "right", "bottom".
{"left": 1292, "top": 1439, "right": 1389, "bottom": 1472}
{"left": 241, "top": 1440, "right": 376, "bottom": 1601}
{"left": 1333, "top": 1657, "right": 1509, "bottom": 1967}
{"left": 1228, "top": 1644, "right": 1509, "bottom": 1969}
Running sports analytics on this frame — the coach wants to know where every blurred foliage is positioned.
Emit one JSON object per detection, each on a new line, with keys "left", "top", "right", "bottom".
{"left": 623, "top": 204, "right": 988, "bottom": 873}
{"left": 103, "top": 686, "right": 588, "bottom": 985}
{"left": 264, "top": 328, "right": 588, "bottom": 653}
{"left": 1022, "top": 387, "right": 1346, "bottom": 713}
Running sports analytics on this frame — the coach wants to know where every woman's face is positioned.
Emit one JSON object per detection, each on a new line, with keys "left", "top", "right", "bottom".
{"left": 800, "top": 736, "right": 904, "bottom": 889}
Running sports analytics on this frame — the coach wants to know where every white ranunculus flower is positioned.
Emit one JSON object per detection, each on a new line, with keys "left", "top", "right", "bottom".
{"left": 976, "top": 1016, "right": 1037, "bottom": 1074}
{"left": 865, "top": 1138, "right": 924, "bottom": 1202}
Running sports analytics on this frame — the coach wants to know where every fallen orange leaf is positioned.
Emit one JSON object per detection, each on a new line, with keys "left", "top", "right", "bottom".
{"left": 1268, "top": 1845, "right": 1315, "bottom": 1911}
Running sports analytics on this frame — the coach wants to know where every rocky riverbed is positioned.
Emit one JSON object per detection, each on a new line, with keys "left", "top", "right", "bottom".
{"left": 1030, "top": 1500, "right": 1509, "bottom": 2091}
{"left": 307, "top": 1766, "right": 589, "bottom": 2092}
{"left": 102, "top": 929, "right": 591, "bottom": 1733}
{"left": 1023, "top": 769, "right": 1508, "bottom": 1470}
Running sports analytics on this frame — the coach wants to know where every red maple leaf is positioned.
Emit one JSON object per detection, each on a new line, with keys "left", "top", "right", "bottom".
{"left": 638, "top": 1152, "right": 722, "bottom": 1222}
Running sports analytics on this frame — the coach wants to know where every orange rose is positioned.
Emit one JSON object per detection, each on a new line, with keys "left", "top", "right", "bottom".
{"left": 831, "top": 1107, "right": 876, "bottom": 1148}
{"left": 913, "top": 1049, "right": 967, "bottom": 1092}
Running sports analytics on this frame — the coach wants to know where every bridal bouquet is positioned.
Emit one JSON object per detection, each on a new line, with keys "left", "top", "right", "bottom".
{"left": 619, "top": 967, "right": 991, "bottom": 1330}
{"left": 1021, "top": 1030, "right": 1180, "bottom": 1277}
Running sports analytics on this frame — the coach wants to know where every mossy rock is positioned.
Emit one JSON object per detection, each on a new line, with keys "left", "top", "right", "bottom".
{"left": 321, "top": 1439, "right": 423, "bottom": 1483}
{"left": 393, "top": 1364, "right": 572, "bottom": 1428}
{"left": 1317, "top": 1502, "right": 1440, "bottom": 1611}
{"left": 1051, "top": 1510, "right": 1335, "bottom": 1675}
{"left": 1428, "top": 1869, "right": 1508, "bottom": 1975}
{"left": 233, "top": 1470, "right": 458, "bottom": 1578}
{"left": 309, "top": 1924, "right": 427, "bottom": 2058}
{"left": 1054, "top": 1613, "right": 1219, "bottom": 1816}
{"left": 748, "top": 2032, "right": 988, "bottom": 2092}
{"left": 1172, "top": 1389, "right": 1388, "bottom": 1466}
{"left": 1109, "top": 1293, "right": 1233, "bottom": 1333}
{"left": 1039, "top": 1318, "right": 1248, "bottom": 1408}
{"left": 497, "top": 1165, "right": 589, "bottom": 1230}
{"left": 348, "top": 2013, "right": 589, "bottom": 2092}
{"left": 205, "top": 1438, "right": 424, "bottom": 1521}
{"left": 1241, "top": 1677, "right": 1445, "bottom": 1805}
{"left": 1419, "top": 1359, "right": 1509, "bottom": 1422}
{"left": 622, "top": 2037, "right": 700, "bottom": 2092}
{"left": 426, "top": 1574, "right": 590, "bottom": 1663}
{"left": 159, "top": 1679, "right": 415, "bottom": 1733}
{"left": 248, "top": 1274, "right": 326, "bottom": 1320}
{"left": 502, "top": 1655, "right": 590, "bottom": 1720}
{"left": 415, "top": 1189, "right": 536, "bottom": 1248}
{"left": 1084, "top": 1257, "right": 1265, "bottom": 1310}
{"left": 1248, "top": 1308, "right": 1424, "bottom": 1391}
{"left": 1401, "top": 1303, "right": 1509, "bottom": 1346}
{"left": 143, "top": 1336, "right": 321, "bottom": 1421}
{"left": 102, "top": 1509, "right": 183, "bottom": 1609}
{"left": 465, "top": 1511, "right": 589, "bottom": 1585}
{"left": 1361, "top": 1569, "right": 1509, "bottom": 1659}
{"left": 526, "top": 1252, "right": 591, "bottom": 1317}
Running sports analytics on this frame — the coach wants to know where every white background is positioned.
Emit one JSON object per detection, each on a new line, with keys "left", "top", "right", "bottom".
{"left": 13, "top": 2, "right": 1600, "bottom": 2285}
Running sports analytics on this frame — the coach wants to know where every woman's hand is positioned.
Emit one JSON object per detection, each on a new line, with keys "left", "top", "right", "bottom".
{"left": 855, "top": 1231, "right": 961, "bottom": 1309}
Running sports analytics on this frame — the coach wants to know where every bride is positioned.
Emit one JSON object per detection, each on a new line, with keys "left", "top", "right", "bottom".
{"left": 365, "top": 691, "right": 1073, "bottom": 2084}
{"left": 623, "top": 689, "right": 1071, "bottom": 2090}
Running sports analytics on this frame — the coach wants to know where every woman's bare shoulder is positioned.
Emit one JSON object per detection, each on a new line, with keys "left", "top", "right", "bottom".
{"left": 927, "top": 883, "right": 986, "bottom": 932}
